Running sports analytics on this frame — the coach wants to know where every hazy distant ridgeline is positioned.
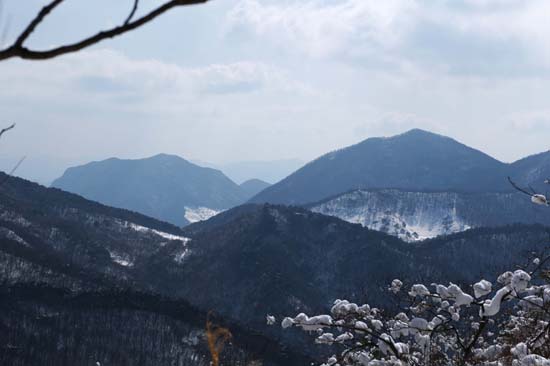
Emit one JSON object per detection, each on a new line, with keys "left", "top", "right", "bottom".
{"left": 51, "top": 154, "right": 270, "bottom": 226}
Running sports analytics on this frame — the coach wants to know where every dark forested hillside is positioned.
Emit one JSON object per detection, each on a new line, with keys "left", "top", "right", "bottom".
{"left": 412, "top": 224, "right": 550, "bottom": 281}
{"left": 0, "top": 283, "right": 313, "bottom": 366}
{"left": 0, "top": 174, "right": 309, "bottom": 366}
{"left": 0, "top": 171, "right": 189, "bottom": 289}
{"left": 178, "top": 206, "right": 550, "bottom": 315}
{"left": 0, "top": 285, "right": 237, "bottom": 366}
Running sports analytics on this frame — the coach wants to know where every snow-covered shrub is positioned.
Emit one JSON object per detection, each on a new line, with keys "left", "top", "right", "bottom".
{"left": 270, "top": 254, "right": 550, "bottom": 366}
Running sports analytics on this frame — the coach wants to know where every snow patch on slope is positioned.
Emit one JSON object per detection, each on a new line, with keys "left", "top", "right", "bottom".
{"left": 174, "top": 245, "right": 190, "bottom": 264}
{"left": 311, "top": 190, "right": 471, "bottom": 241}
{"left": 109, "top": 252, "right": 134, "bottom": 267}
{"left": 118, "top": 220, "right": 192, "bottom": 264}
{"left": 0, "top": 227, "right": 30, "bottom": 247}
{"left": 120, "top": 221, "right": 190, "bottom": 242}
{"left": 184, "top": 207, "right": 221, "bottom": 223}
{"left": 0, "top": 210, "right": 32, "bottom": 227}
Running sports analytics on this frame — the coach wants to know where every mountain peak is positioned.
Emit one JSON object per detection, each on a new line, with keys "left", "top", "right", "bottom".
{"left": 388, "top": 128, "right": 451, "bottom": 141}
{"left": 149, "top": 153, "right": 186, "bottom": 161}
{"left": 239, "top": 179, "right": 272, "bottom": 200}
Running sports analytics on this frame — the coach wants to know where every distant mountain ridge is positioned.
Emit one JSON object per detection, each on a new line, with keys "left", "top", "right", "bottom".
{"left": 250, "top": 129, "right": 550, "bottom": 205}
{"left": 197, "top": 159, "right": 304, "bottom": 184}
{"left": 51, "top": 154, "right": 250, "bottom": 226}
{"left": 239, "top": 178, "right": 271, "bottom": 197}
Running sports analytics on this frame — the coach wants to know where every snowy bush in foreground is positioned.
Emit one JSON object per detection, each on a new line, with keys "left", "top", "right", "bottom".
{"left": 271, "top": 255, "right": 550, "bottom": 366}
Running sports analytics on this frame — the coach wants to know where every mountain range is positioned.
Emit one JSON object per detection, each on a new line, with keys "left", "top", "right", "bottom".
{"left": 1, "top": 172, "right": 550, "bottom": 363}
{"left": 49, "top": 129, "right": 550, "bottom": 240}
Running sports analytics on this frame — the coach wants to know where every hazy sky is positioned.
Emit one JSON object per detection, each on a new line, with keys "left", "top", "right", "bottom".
{"left": 1, "top": 0, "right": 550, "bottom": 184}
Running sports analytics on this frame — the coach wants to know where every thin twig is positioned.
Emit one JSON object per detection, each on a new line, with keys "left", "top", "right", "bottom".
{"left": 508, "top": 176, "right": 533, "bottom": 197}
{"left": 0, "top": 123, "right": 15, "bottom": 139}
{"left": 124, "top": 0, "right": 139, "bottom": 25}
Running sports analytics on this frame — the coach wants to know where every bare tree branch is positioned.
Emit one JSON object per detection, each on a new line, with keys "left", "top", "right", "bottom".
{"left": 0, "top": 123, "right": 15, "bottom": 139}
{"left": 13, "top": 0, "right": 64, "bottom": 47}
{"left": 0, "top": 0, "right": 209, "bottom": 61}
{"left": 508, "top": 176, "right": 535, "bottom": 197}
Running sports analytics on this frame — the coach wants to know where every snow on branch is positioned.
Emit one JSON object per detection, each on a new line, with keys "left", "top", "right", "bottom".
{"left": 270, "top": 254, "right": 550, "bottom": 366}
{"left": 508, "top": 177, "right": 549, "bottom": 206}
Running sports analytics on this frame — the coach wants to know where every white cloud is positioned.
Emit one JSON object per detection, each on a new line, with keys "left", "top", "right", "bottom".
{"left": 0, "top": 49, "right": 309, "bottom": 100}
{"left": 226, "top": 0, "right": 550, "bottom": 74}
{"left": 226, "top": 0, "right": 416, "bottom": 58}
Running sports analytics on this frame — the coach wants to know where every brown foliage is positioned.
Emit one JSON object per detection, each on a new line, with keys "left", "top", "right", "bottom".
{"left": 206, "top": 312, "right": 232, "bottom": 366}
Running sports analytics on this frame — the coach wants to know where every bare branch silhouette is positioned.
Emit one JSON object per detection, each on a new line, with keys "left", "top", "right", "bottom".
{"left": 0, "top": 123, "right": 15, "bottom": 139}
{"left": 508, "top": 176, "right": 533, "bottom": 197}
{"left": 0, "top": 0, "right": 209, "bottom": 61}
{"left": 13, "top": 0, "right": 64, "bottom": 48}
{"left": 124, "top": 0, "right": 140, "bottom": 26}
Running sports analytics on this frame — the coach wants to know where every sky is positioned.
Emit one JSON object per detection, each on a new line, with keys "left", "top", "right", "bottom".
{"left": 1, "top": 0, "right": 550, "bottom": 185}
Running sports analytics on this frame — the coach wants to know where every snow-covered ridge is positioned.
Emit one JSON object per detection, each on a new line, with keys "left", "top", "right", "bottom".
{"left": 311, "top": 189, "right": 475, "bottom": 241}
{"left": 184, "top": 206, "right": 222, "bottom": 224}
{"left": 121, "top": 221, "right": 190, "bottom": 242}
